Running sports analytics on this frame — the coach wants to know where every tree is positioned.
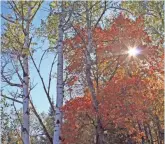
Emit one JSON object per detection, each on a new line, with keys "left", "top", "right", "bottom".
{"left": 63, "top": 2, "right": 113, "bottom": 143}
{"left": 121, "top": 1, "right": 164, "bottom": 41}
{"left": 1, "top": 1, "right": 43, "bottom": 143}
{"left": 38, "top": 103, "right": 55, "bottom": 144}
{"left": 1, "top": 98, "right": 22, "bottom": 144}
{"left": 47, "top": 1, "right": 76, "bottom": 143}
{"left": 49, "top": 2, "right": 65, "bottom": 144}
{"left": 1, "top": 1, "right": 163, "bottom": 144}
{"left": 63, "top": 13, "right": 163, "bottom": 144}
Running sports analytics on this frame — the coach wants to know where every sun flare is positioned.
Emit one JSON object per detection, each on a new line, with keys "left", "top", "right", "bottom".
{"left": 127, "top": 47, "right": 140, "bottom": 57}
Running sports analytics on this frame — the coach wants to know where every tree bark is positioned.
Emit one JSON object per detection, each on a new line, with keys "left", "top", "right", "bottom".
{"left": 147, "top": 123, "right": 153, "bottom": 144}
{"left": 85, "top": 2, "right": 104, "bottom": 144}
{"left": 155, "top": 115, "right": 163, "bottom": 144}
{"left": 22, "top": 5, "right": 31, "bottom": 144}
{"left": 53, "top": 3, "right": 64, "bottom": 144}
{"left": 144, "top": 124, "right": 149, "bottom": 143}
{"left": 137, "top": 122, "right": 145, "bottom": 144}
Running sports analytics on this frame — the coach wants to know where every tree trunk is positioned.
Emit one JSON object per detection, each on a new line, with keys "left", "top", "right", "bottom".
{"left": 137, "top": 122, "right": 145, "bottom": 144}
{"left": 22, "top": 6, "right": 31, "bottom": 144}
{"left": 96, "top": 118, "right": 104, "bottom": 144}
{"left": 53, "top": 3, "right": 64, "bottom": 144}
{"left": 155, "top": 115, "right": 162, "bottom": 144}
{"left": 144, "top": 124, "right": 149, "bottom": 143}
{"left": 147, "top": 123, "right": 153, "bottom": 144}
{"left": 85, "top": 2, "right": 104, "bottom": 144}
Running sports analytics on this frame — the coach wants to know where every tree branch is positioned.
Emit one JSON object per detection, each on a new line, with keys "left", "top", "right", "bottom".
{"left": 94, "top": 1, "right": 107, "bottom": 28}
{"left": 1, "top": 14, "right": 16, "bottom": 24}
{"left": 48, "top": 53, "right": 57, "bottom": 96}
{"left": 1, "top": 94, "right": 23, "bottom": 104}
{"left": 30, "top": 98, "right": 53, "bottom": 143}
{"left": 29, "top": 50, "right": 55, "bottom": 113}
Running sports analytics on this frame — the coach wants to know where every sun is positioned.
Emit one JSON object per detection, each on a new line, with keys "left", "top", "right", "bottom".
{"left": 127, "top": 47, "right": 140, "bottom": 57}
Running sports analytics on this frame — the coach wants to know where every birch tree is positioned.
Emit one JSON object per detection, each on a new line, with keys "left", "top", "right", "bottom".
{"left": 22, "top": 5, "right": 32, "bottom": 144}
{"left": 53, "top": 2, "right": 64, "bottom": 143}
{"left": 45, "top": 1, "right": 75, "bottom": 143}
{"left": 1, "top": 1, "right": 42, "bottom": 143}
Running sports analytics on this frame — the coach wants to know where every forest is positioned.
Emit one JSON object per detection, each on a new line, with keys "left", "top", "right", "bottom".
{"left": 1, "top": 1, "right": 164, "bottom": 144}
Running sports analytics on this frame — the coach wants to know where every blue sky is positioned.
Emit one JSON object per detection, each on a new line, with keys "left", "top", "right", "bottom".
{"left": 30, "top": 1, "right": 57, "bottom": 113}
{"left": 1, "top": 1, "right": 56, "bottom": 113}
{"left": 1, "top": 1, "right": 121, "bottom": 114}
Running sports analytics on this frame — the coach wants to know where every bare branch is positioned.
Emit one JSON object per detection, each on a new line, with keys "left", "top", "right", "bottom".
{"left": 39, "top": 50, "right": 47, "bottom": 70}
{"left": 8, "top": 1, "right": 22, "bottom": 19}
{"left": 30, "top": 98, "right": 53, "bottom": 143}
{"left": 11, "top": 1, "right": 22, "bottom": 18}
{"left": 11, "top": 59, "right": 24, "bottom": 84}
{"left": 29, "top": 50, "right": 55, "bottom": 113}
{"left": 107, "top": 6, "right": 134, "bottom": 15}
{"left": 109, "top": 59, "right": 119, "bottom": 81}
{"left": 1, "top": 71, "right": 23, "bottom": 88}
{"left": 48, "top": 53, "right": 57, "bottom": 95}
{"left": 1, "top": 94, "right": 23, "bottom": 104}
{"left": 30, "top": 1, "right": 43, "bottom": 23}
{"left": 1, "top": 14, "right": 16, "bottom": 24}
{"left": 94, "top": 1, "right": 107, "bottom": 28}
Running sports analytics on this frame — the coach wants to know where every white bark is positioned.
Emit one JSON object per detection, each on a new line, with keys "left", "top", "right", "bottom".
{"left": 53, "top": 4, "right": 64, "bottom": 144}
{"left": 22, "top": 6, "right": 31, "bottom": 144}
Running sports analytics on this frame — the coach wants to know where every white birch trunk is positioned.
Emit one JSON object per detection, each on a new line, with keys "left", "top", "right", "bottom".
{"left": 53, "top": 3, "right": 64, "bottom": 144}
{"left": 22, "top": 6, "right": 31, "bottom": 144}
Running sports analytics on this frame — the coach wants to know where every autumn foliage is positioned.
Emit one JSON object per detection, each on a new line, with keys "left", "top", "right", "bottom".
{"left": 62, "top": 14, "right": 163, "bottom": 143}
{"left": 1, "top": 1, "right": 164, "bottom": 144}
